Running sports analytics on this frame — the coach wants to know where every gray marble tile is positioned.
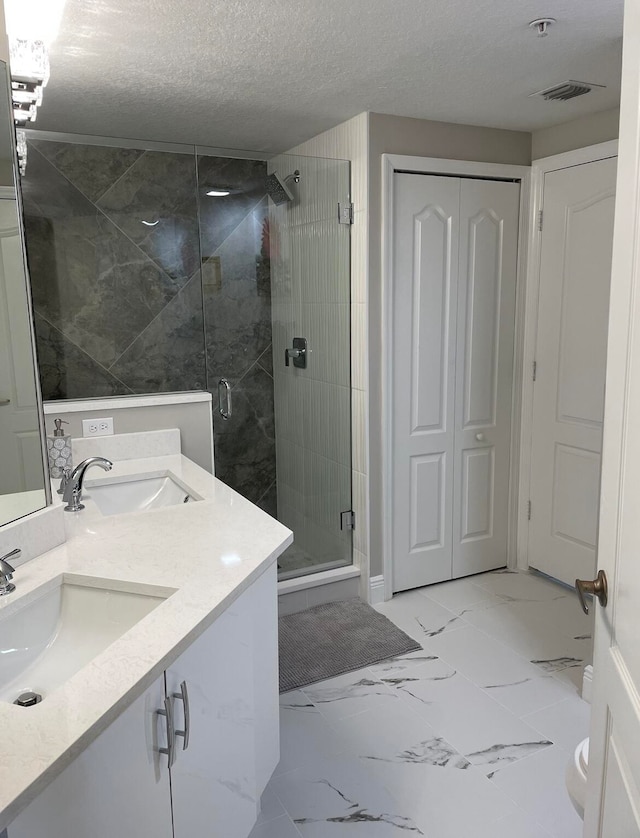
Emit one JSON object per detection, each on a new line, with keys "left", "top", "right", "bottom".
{"left": 256, "top": 480, "right": 278, "bottom": 519}
{"left": 204, "top": 202, "right": 272, "bottom": 385}
{"left": 29, "top": 140, "right": 144, "bottom": 203}
{"left": 256, "top": 343, "right": 274, "bottom": 377}
{"left": 97, "top": 150, "right": 200, "bottom": 286}
{"left": 22, "top": 143, "right": 98, "bottom": 219}
{"left": 35, "top": 314, "right": 130, "bottom": 400}
{"left": 27, "top": 209, "right": 182, "bottom": 367}
{"left": 212, "top": 364, "right": 276, "bottom": 505}
{"left": 109, "top": 275, "right": 207, "bottom": 392}
{"left": 197, "top": 156, "right": 269, "bottom": 255}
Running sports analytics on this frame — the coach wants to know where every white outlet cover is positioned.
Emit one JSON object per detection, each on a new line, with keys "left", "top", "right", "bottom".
{"left": 82, "top": 417, "right": 114, "bottom": 437}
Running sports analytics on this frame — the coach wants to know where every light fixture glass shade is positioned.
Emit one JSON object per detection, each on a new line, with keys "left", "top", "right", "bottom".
{"left": 16, "top": 130, "right": 27, "bottom": 175}
{"left": 9, "top": 38, "right": 50, "bottom": 86}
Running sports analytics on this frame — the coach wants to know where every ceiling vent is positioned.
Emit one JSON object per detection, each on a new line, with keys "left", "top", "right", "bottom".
{"left": 530, "top": 80, "right": 606, "bottom": 102}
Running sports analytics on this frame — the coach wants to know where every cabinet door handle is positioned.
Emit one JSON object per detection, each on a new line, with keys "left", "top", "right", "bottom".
{"left": 173, "top": 680, "right": 190, "bottom": 750}
{"left": 157, "top": 696, "right": 176, "bottom": 766}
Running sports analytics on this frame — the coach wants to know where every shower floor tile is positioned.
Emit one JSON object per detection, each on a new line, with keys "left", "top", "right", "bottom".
{"left": 251, "top": 569, "right": 588, "bottom": 838}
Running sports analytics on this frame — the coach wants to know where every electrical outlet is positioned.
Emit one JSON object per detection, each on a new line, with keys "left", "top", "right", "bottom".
{"left": 82, "top": 417, "right": 114, "bottom": 437}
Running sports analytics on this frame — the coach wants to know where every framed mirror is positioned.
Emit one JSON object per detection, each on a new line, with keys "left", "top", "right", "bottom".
{"left": 0, "top": 59, "right": 50, "bottom": 526}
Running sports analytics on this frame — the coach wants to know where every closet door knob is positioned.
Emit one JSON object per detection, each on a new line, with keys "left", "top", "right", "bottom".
{"left": 475, "top": 433, "right": 485, "bottom": 442}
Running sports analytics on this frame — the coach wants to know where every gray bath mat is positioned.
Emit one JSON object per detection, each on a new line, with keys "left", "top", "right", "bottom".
{"left": 279, "top": 599, "right": 422, "bottom": 693}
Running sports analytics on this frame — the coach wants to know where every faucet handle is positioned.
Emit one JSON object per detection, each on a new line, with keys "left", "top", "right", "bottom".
{"left": 58, "top": 467, "right": 72, "bottom": 495}
{"left": 0, "top": 548, "right": 19, "bottom": 595}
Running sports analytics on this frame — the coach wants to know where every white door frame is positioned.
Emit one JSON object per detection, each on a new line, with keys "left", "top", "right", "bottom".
{"left": 381, "top": 154, "right": 531, "bottom": 601}
{"left": 516, "top": 139, "right": 619, "bottom": 572}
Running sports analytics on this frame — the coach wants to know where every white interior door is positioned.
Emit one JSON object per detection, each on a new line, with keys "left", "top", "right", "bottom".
{"left": 0, "top": 198, "right": 42, "bottom": 495}
{"left": 584, "top": 3, "right": 640, "bottom": 831}
{"left": 392, "top": 173, "right": 519, "bottom": 593}
{"left": 453, "top": 178, "right": 519, "bottom": 577}
{"left": 528, "top": 156, "right": 617, "bottom": 588}
{"left": 392, "top": 173, "right": 459, "bottom": 592}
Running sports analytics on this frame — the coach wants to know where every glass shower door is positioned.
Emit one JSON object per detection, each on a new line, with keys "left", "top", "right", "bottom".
{"left": 268, "top": 153, "right": 352, "bottom": 579}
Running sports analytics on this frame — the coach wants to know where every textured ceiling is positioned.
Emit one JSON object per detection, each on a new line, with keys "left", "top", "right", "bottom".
{"left": 31, "top": 0, "right": 623, "bottom": 152}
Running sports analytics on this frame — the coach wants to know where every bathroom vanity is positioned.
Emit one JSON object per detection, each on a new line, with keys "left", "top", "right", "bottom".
{"left": 0, "top": 452, "right": 292, "bottom": 837}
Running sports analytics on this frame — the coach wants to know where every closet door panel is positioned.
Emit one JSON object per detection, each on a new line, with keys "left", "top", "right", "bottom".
{"left": 453, "top": 178, "right": 520, "bottom": 577}
{"left": 392, "top": 173, "right": 460, "bottom": 592}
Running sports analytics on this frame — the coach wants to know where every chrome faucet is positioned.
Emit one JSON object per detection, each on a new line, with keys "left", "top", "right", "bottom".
{"left": 62, "top": 457, "right": 113, "bottom": 512}
{"left": 0, "top": 548, "right": 20, "bottom": 596}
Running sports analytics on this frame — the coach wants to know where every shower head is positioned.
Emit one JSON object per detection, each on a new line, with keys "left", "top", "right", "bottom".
{"left": 266, "top": 171, "right": 295, "bottom": 205}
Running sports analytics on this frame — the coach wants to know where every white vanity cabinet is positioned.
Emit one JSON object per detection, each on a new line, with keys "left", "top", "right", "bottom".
{"left": 8, "top": 563, "right": 279, "bottom": 838}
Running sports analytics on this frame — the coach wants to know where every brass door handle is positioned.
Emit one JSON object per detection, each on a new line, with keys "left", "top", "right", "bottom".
{"left": 575, "top": 570, "right": 608, "bottom": 615}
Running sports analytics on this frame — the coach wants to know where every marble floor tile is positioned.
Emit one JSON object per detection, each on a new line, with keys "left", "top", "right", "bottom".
{"left": 382, "top": 665, "right": 553, "bottom": 773}
{"left": 256, "top": 787, "right": 286, "bottom": 825}
{"left": 489, "top": 745, "right": 583, "bottom": 838}
{"left": 362, "top": 758, "right": 519, "bottom": 838}
{"left": 417, "top": 576, "right": 505, "bottom": 611}
{"left": 265, "top": 569, "right": 590, "bottom": 837}
{"left": 473, "top": 569, "right": 570, "bottom": 602}
{"left": 302, "top": 670, "right": 400, "bottom": 722}
{"left": 373, "top": 591, "right": 464, "bottom": 642}
{"left": 249, "top": 813, "right": 302, "bottom": 838}
{"left": 275, "top": 691, "right": 346, "bottom": 775}
{"left": 523, "top": 695, "right": 591, "bottom": 751}
{"left": 272, "top": 754, "right": 425, "bottom": 836}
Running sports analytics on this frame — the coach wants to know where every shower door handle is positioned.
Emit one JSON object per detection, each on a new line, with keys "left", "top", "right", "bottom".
{"left": 218, "top": 378, "right": 232, "bottom": 420}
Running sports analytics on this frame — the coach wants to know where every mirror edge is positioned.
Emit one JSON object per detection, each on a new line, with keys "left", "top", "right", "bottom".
{"left": 1, "top": 58, "right": 52, "bottom": 520}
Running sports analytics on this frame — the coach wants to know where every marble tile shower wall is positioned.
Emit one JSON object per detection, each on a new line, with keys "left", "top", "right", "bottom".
{"left": 20, "top": 140, "right": 276, "bottom": 514}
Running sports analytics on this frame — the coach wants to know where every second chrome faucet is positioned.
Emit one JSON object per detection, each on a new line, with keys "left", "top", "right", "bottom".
{"left": 62, "top": 457, "right": 113, "bottom": 512}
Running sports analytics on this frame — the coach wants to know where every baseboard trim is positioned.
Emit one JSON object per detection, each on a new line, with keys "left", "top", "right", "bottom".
{"left": 582, "top": 664, "right": 593, "bottom": 703}
{"left": 369, "top": 575, "right": 386, "bottom": 605}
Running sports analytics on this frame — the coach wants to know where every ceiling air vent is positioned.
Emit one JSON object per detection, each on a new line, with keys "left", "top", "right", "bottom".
{"left": 530, "top": 80, "right": 606, "bottom": 102}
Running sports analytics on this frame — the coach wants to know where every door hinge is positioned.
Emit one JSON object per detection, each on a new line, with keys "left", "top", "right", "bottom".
{"left": 537, "top": 210, "right": 543, "bottom": 232}
{"left": 527, "top": 500, "right": 532, "bottom": 521}
{"left": 532, "top": 360, "right": 537, "bottom": 381}
{"left": 341, "top": 510, "right": 355, "bottom": 530}
{"left": 338, "top": 202, "right": 354, "bottom": 225}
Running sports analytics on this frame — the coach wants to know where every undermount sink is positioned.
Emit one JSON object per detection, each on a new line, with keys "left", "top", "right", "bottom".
{"left": 0, "top": 577, "right": 173, "bottom": 705}
{"left": 85, "top": 473, "right": 201, "bottom": 517}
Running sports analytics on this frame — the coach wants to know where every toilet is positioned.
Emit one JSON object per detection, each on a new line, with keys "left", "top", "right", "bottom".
{"left": 566, "top": 737, "right": 589, "bottom": 819}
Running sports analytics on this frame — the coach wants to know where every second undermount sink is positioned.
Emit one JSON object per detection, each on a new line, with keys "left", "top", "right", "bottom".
{"left": 85, "top": 473, "right": 201, "bottom": 517}
{"left": 0, "top": 576, "right": 174, "bottom": 705}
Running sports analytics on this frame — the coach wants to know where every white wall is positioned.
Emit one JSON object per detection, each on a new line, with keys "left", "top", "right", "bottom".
{"left": 43, "top": 394, "right": 214, "bottom": 473}
{"left": 532, "top": 108, "right": 620, "bottom": 160}
{"left": 282, "top": 112, "right": 370, "bottom": 600}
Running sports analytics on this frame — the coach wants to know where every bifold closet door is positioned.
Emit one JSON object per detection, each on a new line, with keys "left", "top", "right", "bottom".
{"left": 453, "top": 178, "right": 520, "bottom": 577}
{"left": 392, "top": 174, "right": 460, "bottom": 592}
{"left": 392, "top": 173, "right": 519, "bottom": 593}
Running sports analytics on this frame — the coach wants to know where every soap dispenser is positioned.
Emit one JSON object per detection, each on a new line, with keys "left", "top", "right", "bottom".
{"left": 47, "top": 418, "right": 72, "bottom": 479}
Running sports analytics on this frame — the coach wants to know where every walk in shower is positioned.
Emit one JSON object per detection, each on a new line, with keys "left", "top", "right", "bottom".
{"left": 19, "top": 137, "right": 352, "bottom": 580}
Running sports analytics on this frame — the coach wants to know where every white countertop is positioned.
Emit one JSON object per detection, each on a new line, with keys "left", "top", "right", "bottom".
{"left": 0, "top": 454, "right": 292, "bottom": 830}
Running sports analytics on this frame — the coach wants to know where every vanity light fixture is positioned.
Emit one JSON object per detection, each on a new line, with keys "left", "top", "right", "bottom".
{"left": 206, "top": 189, "right": 231, "bottom": 197}
{"left": 6, "top": 0, "right": 67, "bottom": 172}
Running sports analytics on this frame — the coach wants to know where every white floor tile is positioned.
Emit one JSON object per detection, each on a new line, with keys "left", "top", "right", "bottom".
{"left": 249, "top": 813, "right": 302, "bottom": 838}
{"left": 272, "top": 568, "right": 591, "bottom": 838}
{"left": 373, "top": 591, "right": 464, "bottom": 642}
{"left": 490, "top": 745, "right": 583, "bottom": 838}
{"left": 256, "top": 786, "right": 286, "bottom": 825}
{"left": 416, "top": 576, "right": 504, "bottom": 611}
{"left": 272, "top": 754, "right": 424, "bottom": 836}
{"left": 302, "top": 670, "right": 399, "bottom": 722}
{"left": 275, "top": 691, "right": 346, "bottom": 775}
{"left": 473, "top": 569, "right": 570, "bottom": 602}
{"left": 523, "top": 695, "right": 591, "bottom": 751}
{"left": 382, "top": 664, "right": 553, "bottom": 772}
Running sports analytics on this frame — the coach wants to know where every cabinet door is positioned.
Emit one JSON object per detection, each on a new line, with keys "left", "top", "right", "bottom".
{"left": 8, "top": 677, "right": 173, "bottom": 838}
{"left": 249, "top": 563, "right": 279, "bottom": 794}
{"left": 167, "top": 584, "right": 258, "bottom": 838}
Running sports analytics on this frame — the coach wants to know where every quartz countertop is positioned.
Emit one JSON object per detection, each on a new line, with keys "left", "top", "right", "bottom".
{"left": 0, "top": 454, "right": 292, "bottom": 830}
